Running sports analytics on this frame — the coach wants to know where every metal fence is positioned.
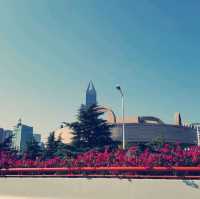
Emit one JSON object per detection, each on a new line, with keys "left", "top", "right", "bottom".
{"left": 1, "top": 167, "right": 200, "bottom": 179}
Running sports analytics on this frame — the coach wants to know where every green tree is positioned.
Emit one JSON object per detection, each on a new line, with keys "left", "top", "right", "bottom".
{"left": 0, "top": 135, "right": 14, "bottom": 152}
{"left": 55, "top": 142, "right": 73, "bottom": 158}
{"left": 25, "top": 137, "right": 43, "bottom": 160}
{"left": 136, "top": 136, "right": 165, "bottom": 154}
{"left": 145, "top": 135, "right": 165, "bottom": 152}
{"left": 44, "top": 132, "right": 73, "bottom": 159}
{"left": 44, "top": 132, "right": 58, "bottom": 159}
{"left": 67, "top": 104, "right": 116, "bottom": 152}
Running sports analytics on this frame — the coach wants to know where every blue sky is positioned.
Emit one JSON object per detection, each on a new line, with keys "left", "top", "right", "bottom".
{"left": 0, "top": 0, "right": 200, "bottom": 137}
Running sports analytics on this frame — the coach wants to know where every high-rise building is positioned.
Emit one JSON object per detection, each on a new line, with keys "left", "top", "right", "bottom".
{"left": 86, "top": 81, "right": 97, "bottom": 107}
{"left": 33, "top": 133, "right": 41, "bottom": 143}
{"left": 12, "top": 119, "right": 33, "bottom": 152}
{"left": 4, "top": 130, "right": 13, "bottom": 139}
{"left": 0, "top": 128, "right": 13, "bottom": 144}
{"left": 0, "top": 128, "right": 4, "bottom": 143}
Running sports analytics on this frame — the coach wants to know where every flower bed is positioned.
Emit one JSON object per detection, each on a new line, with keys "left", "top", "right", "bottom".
{"left": 1, "top": 144, "right": 200, "bottom": 169}
{"left": 0, "top": 144, "right": 200, "bottom": 177}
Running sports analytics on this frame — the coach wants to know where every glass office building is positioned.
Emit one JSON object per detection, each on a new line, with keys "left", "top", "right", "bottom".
{"left": 13, "top": 119, "right": 33, "bottom": 152}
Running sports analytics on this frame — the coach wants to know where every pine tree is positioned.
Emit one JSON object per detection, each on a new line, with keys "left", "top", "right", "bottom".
{"left": 54, "top": 138, "right": 73, "bottom": 158}
{"left": 44, "top": 132, "right": 73, "bottom": 159}
{"left": 67, "top": 104, "right": 116, "bottom": 152}
{"left": 25, "top": 137, "right": 42, "bottom": 160}
{"left": 45, "top": 132, "right": 58, "bottom": 159}
{"left": 0, "top": 135, "right": 14, "bottom": 152}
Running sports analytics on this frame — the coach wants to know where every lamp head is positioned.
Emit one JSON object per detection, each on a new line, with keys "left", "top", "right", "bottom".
{"left": 116, "top": 85, "right": 121, "bottom": 90}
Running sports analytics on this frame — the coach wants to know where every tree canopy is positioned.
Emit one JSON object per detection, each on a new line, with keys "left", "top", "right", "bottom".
{"left": 25, "top": 137, "right": 43, "bottom": 160}
{"left": 44, "top": 132, "right": 73, "bottom": 159}
{"left": 67, "top": 104, "right": 117, "bottom": 152}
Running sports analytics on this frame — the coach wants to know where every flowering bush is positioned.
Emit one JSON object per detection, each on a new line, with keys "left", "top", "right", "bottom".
{"left": 0, "top": 144, "right": 200, "bottom": 169}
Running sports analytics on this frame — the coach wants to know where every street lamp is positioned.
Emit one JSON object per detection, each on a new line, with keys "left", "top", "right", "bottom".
{"left": 197, "top": 125, "right": 200, "bottom": 146}
{"left": 116, "top": 85, "right": 125, "bottom": 149}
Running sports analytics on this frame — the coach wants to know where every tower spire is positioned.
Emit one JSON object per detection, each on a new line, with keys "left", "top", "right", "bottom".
{"left": 86, "top": 81, "right": 97, "bottom": 107}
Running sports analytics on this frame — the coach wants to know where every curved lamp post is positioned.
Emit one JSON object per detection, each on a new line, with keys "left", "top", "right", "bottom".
{"left": 116, "top": 85, "right": 125, "bottom": 149}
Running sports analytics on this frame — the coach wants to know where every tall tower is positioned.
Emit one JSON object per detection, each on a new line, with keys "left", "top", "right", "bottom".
{"left": 12, "top": 119, "right": 33, "bottom": 152}
{"left": 174, "top": 112, "right": 182, "bottom": 126}
{"left": 86, "top": 81, "right": 97, "bottom": 107}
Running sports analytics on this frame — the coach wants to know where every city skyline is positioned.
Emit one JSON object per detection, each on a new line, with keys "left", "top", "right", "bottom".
{"left": 1, "top": 1, "right": 200, "bottom": 138}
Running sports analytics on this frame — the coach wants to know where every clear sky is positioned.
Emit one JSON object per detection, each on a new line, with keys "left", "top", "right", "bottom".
{"left": 0, "top": 0, "right": 200, "bottom": 138}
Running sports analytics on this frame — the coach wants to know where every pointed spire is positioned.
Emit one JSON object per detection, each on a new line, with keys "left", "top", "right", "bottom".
{"left": 174, "top": 112, "right": 182, "bottom": 126}
{"left": 87, "top": 81, "right": 96, "bottom": 92}
{"left": 86, "top": 81, "right": 97, "bottom": 107}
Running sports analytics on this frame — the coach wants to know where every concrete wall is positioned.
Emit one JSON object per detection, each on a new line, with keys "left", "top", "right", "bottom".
{"left": 0, "top": 178, "right": 199, "bottom": 199}
{"left": 112, "top": 123, "right": 197, "bottom": 144}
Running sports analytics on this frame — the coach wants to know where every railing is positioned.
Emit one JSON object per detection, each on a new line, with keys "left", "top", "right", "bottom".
{"left": 0, "top": 167, "right": 200, "bottom": 179}
{"left": 190, "top": 123, "right": 200, "bottom": 145}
